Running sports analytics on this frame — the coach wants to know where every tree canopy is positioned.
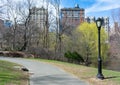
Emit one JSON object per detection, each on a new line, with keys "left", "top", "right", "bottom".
{"left": 73, "top": 22, "right": 109, "bottom": 66}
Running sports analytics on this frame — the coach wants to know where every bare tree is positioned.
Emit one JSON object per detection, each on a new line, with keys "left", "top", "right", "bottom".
{"left": 103, "top": 9, "right": 120, "bottom": 71}
{"left": 17, "top": 0, "right": 34, "bottom": 51}
{"left": 1, "top": 0, "right": 20, "bottom": 50}
{"left": 50, "top": 0, "right": 76, "bottom": 59}
{"left": 111, "top": 9, "right": 120, "bottom": 48}
{"left": 50, "top": 0, "right": 62, "bottom": 59}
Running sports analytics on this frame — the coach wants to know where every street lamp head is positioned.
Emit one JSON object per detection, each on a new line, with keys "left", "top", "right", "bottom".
{"left": 96, "top": 18, "right": 102, "bottom": 30}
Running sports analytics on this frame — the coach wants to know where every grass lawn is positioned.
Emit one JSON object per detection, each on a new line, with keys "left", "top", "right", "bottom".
{"left": 31, "top": 58, "right": 120, "bottom": 85}
{"left": 0, "top": 60, "right": 29, "bottom": 85}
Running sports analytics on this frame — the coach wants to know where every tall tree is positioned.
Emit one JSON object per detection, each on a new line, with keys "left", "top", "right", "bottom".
{"left": 72, "top": 22, "right": 109, "bottom": 66}
{"left": 17, "top": 0, "right": 34, "bottom": 51}
{"left": 2, "top": 0, "right": 20, "bottom": 50}
{"left": 50, "top": 0, "right": 61, "bottom": 58}
{"left": 51, "top": 0, "right": 73, "bottom": 59}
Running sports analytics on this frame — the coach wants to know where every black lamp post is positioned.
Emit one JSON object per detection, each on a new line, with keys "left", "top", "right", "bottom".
{"left": 96, "top": 18, "right": 104, "bottom": 80}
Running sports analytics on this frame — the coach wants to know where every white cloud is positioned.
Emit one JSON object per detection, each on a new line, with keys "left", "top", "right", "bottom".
{"left": 86, "top": 0, "right": 120, "bottom": 13}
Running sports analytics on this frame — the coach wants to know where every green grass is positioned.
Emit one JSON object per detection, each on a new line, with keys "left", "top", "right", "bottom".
{"left": 0, "top": 60, "right": 29, "bottom": 85}
{"left": 30, "top": 58, "right": 120, "bottom": 85}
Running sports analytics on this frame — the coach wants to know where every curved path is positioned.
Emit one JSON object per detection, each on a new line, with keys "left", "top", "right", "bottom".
{"left": 0, "top": 57, "right": 88, "bottom": 85}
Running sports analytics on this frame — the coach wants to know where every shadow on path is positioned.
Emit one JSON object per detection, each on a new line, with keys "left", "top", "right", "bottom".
{"left": 104, "top": 76, "right": 120, "bottom": 79}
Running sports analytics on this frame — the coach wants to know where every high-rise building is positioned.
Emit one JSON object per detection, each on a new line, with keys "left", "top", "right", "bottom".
{"left": 30, "top": 6, "right": 48, "bottom": 31}
{"left": 30, "top": 7, "right": 48, "bottom": 48}
{"left": 114, "top": 22, "right": 119, "bottom": 32}
{"left": 102, "top": 17, "right": 109, "bottom": 33}
{"left": 61, "top": 4, "right": 85, "bottom": 31}
{"left": 4, "top": 20, "right": 12, "bottom": 28}
{"left": 85, "top": 17, "right": 95, "bottom": 23}
{"left": 85, "top": 17, "right": 110, "bottom": 33}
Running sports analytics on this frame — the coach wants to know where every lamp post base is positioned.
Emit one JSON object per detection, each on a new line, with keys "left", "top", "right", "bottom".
{"left": 97, "top": 73, "right": 104, "bottom": 80}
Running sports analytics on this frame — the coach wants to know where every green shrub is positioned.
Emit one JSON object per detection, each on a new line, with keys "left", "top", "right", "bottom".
{"left": 64, "top": 51, "right": 73, "bottom": 62}
{"left": 64, "top": 51, "right": 84, "bottom": 64}
{"left": 72, "top": 51, "right": 84, "bottom": 63}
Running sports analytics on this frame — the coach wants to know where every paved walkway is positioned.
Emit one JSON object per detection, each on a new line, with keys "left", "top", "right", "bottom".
{"left": 0, "top": 57, "right": 88, "bottom": 85}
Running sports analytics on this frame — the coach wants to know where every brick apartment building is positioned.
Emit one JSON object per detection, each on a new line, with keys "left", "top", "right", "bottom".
{"left": 61, "top": 4, "right": 85, "bottom": 32}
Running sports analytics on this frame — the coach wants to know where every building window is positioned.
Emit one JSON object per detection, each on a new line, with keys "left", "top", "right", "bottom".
{"left": 80, "top": 13, "right": 84, "bottom": 17}
{"left": 61, "top": 13, "right": 64, "bottom": 17}
{"left": 66, "top": 11, "right": 72, "bottom": 17}
{"left": 73, "top": 11, "right": 80, "bottom": 18}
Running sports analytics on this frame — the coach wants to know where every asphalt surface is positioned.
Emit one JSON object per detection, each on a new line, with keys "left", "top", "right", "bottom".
{"left": 0, "top": 57, "right": 88, "bottom": 85}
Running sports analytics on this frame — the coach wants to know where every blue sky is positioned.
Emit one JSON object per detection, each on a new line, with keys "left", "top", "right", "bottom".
{"left": 61, "top": 0, "right": 120, "bottom": 26}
